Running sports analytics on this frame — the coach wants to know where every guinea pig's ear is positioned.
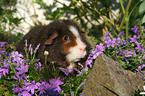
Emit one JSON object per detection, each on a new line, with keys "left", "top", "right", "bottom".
{"left": 44, "top": 33, "right": 58, "bottom": 45}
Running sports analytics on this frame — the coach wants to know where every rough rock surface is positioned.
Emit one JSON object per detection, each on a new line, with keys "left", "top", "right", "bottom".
{"left": 83, "top": 54, "right": 143, "bottom": 96}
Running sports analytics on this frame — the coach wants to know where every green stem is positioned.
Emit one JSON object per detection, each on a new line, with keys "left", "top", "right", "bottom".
{"left": 25, "top": 48, "right": 28, "bottom": 59}
{"left": 120, "top": 0, "right": 125, "bottom": 14}
{"left": 128, "top": 0, "right": 140, "bottom": 19}
{"left": 93, "top": 7, "right": 119, "bottom": 35}
{"left": 120, "top": 0, "right": 132, "bottom": 29}
{"left": 44, "top": 54, "right": 51, "bottom": 75}
{"left": 32, "top": 52, "right": 35, "bottom": 60}
{"left": 125, "top": 17, "right": 129, "bottom": 41}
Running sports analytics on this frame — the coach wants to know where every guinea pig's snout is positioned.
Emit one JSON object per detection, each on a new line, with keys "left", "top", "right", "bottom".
{"left": 79, "top": 42, "right": 87, "bottom": 51}
{"left": 79, "top": 47, "right": 85, "bottom": 51}
{"left": 78, "top": 46, "right": 87, "bottom": 58}
{"left": 77, "top": 39, "right": 86, "bottom": 51}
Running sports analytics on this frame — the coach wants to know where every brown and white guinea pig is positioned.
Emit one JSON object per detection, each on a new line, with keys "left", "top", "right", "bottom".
{"left": 16, "top": 20, "right": 91, "bottom": 74}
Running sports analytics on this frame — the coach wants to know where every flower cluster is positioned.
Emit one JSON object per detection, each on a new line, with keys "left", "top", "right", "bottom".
{"left": 61, "top": 44, "right": 104, "bottom": 77}
{"left": 102, "top": 26, "right": 145, "bottom": 78}
{"left": 12, "top": 77, "right": 63, "bottom": 96}
{"left": 0, "top": 42, "right": 64, "bottom": 96}
{"left": 85, "top": 43, "right": 104, "bottom": 71}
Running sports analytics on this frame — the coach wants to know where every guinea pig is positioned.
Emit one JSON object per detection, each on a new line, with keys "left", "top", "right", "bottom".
{"left": 16, "top": 20, "right": 91, "bottom": 75}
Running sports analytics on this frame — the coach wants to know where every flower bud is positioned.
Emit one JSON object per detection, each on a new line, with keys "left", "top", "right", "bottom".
{"left": 44, "top": 51, "right": 49, "bottom": 56}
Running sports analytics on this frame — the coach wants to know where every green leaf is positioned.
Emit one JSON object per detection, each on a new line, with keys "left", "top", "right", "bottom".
{"left": 139, "top": 1, "right": 145, "bottom": 14}
{"left": 142, "top": 15, "right": 145, "bottom": 23}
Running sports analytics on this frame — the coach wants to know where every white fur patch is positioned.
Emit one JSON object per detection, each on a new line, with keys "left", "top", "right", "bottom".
{"left": 66, "top": 26, "right": 87, "bottom": 64}
{"left": 67, "top": 63, "right": 75, "bottom": 69}
{"left": 69, "top": 26, "right": 80, "bottom": 38}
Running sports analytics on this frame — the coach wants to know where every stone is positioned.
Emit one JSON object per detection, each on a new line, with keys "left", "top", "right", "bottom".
{"left": 83, "top": 54, "right": 143, "bottom": 96}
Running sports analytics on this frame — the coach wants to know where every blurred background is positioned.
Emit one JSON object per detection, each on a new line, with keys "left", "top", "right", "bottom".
{"left": 0, "top": 0, "right": 145, "bottom": 45}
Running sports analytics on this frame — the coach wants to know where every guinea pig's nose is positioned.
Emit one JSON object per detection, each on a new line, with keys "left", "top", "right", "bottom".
{"left": 79, "top": 47, "right": 86, "bottom": 51}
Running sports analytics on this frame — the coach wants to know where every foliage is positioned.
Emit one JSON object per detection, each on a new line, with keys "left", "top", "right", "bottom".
{"left": 102, "top": 25, "right": 145, "bottom": 95}
{"left": 0, "top": 0, "right": 145, "bottom": 95}
{"left": 34, "top": 0, "right": 145, "bottom": 44}
{"left": 0, "top": 41, "right": 64, "bottom": 96}
{"left": 102, "top": 25, "right": 145, "bottom": 72}
{"left": 1, "top": 25, "right": 144, "bottom": 95}
{"left": 0, "top": 0, "right": 23, "bottom": 44}
{"left": 0, "top": 39, "right": 101, "bottom": 95}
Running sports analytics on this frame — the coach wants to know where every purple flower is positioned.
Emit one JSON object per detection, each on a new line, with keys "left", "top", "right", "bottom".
{"left": 92, "top": 43, "right": 104, "bottom": 59}
{"left": 74, "top": 68, "right": 83, "bottom": 77}
{"left": 118, "top": 31, "right": 124, "bottom": 37}
{"left": 131, "top": 26, "right": 139, "bottom": 36}
{"left": 129, "top": 35, "right": 139, "bottom": 44}
{"left": 36, "top": 82, "right": 46, "bottom": 95}
{"left": 124, "top": 57, "right": 129, "bottom": 64}
{"left": 106, "top": 32, "right": 111, "bottom": 35}
{"left": 15, "top": 64, "right": 29, "bottom": 75}
{"left": 132, "top": 50, "right": 137, "bottom": 56}
{"left": 13, "top": 74, "right": 28, "bottom": 82}
{"left": 135, "top": 44, "right": 144, "bottom": 52}
{"left": 72, "top": 91, "right": 74, "bottom": 96}
{"left": 104, "top": 38, "right": 116, "bottom": 48}
{"left": 0, "top": 64, "right": 9, "bottom": 77}
{"left": 11, "top": 51, "right": 23, "bottom": 63}
{"left": 136, "top": 66, "right": 142, "bottom": 74}
{"left": 85, "top": 59, "right": 93, "bottom": 71}
{"left": 78, "top": 82, "right": 85, "bottom": 88}
{"left": 0, "top": 42, "right": 8, "bottom": 47}
{"left": 34, "top": 62, "right": 42, "bottom": 71}
{"left": 24, "top": 39, "right": 27, "bottom": 46}
{"left": 119, "top": 51, "right": 125, "bottom": 55}
{"left": 61, "top": 68, "right": 69, "bottom": 76}
{"left": 43, "top": 77, "right": 64, "bottom": 95}
{"left": 31, "top": 48, "right": 33, "bottom": 55}
{"left": 34, "top": 43, "right": 40, "bottom": 53}
{"left": 136, "top": 64, "right": 145, "bottom": 79}
{"left": 85, "top": 51, "right": 94, "bottom": 71}
{"left": 125, "top": 50, "right": 132, "bottom": 58}
{"left": 25, "top": 80, "right": 38, "bottom": 94}
{"left": 14, "top": 64, "right": 29, "bottom": 82}
{"left": 121, "top": 39, "right": 130, "bottom": 46}
{"left": 48, "top": 77, "right": 64, "bottom": 91}
{"left": 12, "top": 85, "right": 23, "bottom": 93}
{"left": 142, "top": 64, "right": 145, "bottom": 68}
{"left": 78, "top": 62, "right": 84, "bottom": 67}
{"left": 116, "top": 37, "right": 122, "bottom": 44}
{"left": 0, "top": 49, "right": 5, "bottom": 55}
{"left": 28, "top": 44, "right": 32, "bottom": 51}
{"left": 102, "top": 32, "right": 111, "bottom": 40}
{"left": 18, "top": 89, "right": 31, "bottom": 96}
{"left": 81, "top": 92, "right": 85, "bottom": 96}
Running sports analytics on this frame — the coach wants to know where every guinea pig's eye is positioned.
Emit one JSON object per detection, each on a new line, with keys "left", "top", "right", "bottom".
{"left": 63, "top": 35, "right": 70, "bottom": 42}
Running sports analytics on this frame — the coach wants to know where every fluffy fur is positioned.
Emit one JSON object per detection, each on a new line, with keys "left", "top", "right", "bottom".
{"left": 66, "top": 26, "right": 87, "bottom": 61}
{"left": 16, "top": 20, "right": 91, "bottom": 74}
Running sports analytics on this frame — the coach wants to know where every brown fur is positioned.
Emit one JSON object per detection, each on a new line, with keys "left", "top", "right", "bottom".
{"left": 16, "top": 20, "right": 91, "bottom": 75}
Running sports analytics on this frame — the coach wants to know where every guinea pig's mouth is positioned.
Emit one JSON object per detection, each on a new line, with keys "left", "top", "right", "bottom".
{"left": 66, "top": 49, "right": 91, "bottom": 63}
{"left": 73, "top": 56, "right": 88, "bottom": 63}
{"left": 74, "top": 51, "right": 90, "bottom": 63}
{"left": 69, "top": 58, "right": 83, "bottom": 63}
{"left": 73, "top": 58, "right": 81, "bottom": 62}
